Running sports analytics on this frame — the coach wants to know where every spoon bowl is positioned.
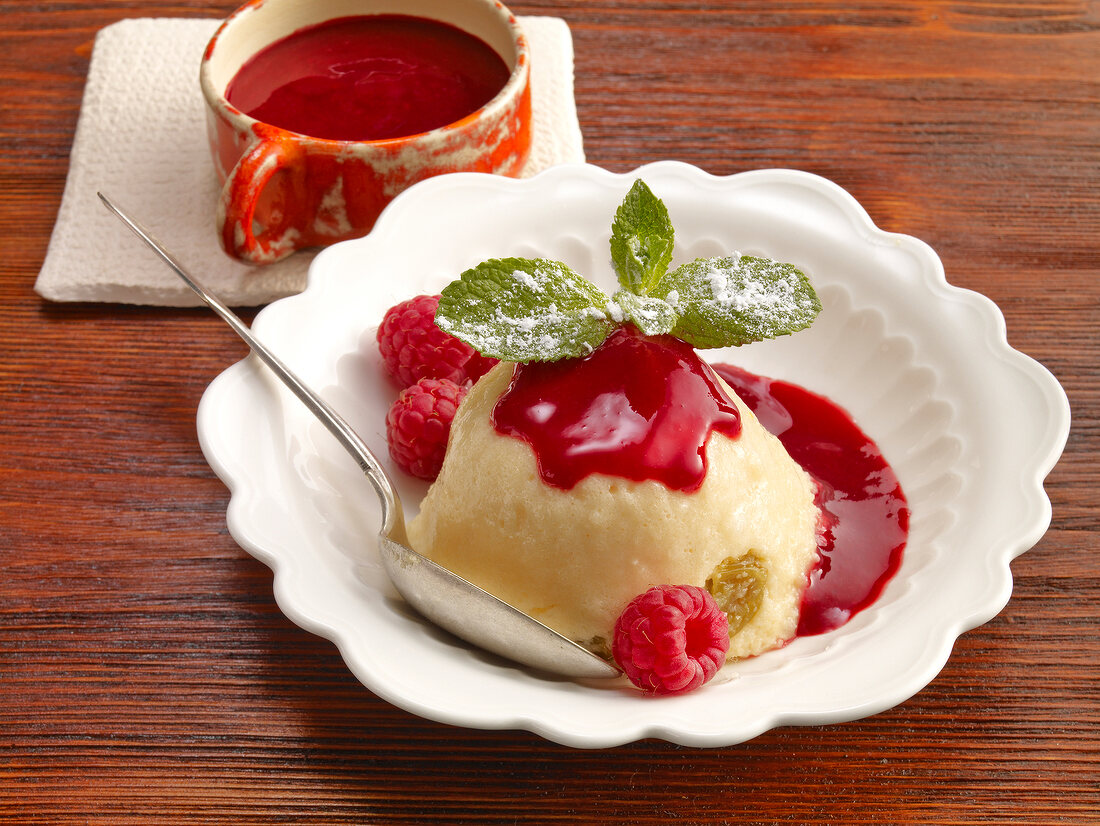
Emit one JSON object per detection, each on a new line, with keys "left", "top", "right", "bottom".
{"left": 99, "top": 193, "right": 620, "bottom": 680}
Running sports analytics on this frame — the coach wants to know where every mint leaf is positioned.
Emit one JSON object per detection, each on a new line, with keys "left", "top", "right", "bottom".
{"left": 654, "top": 254, "right": 821, "bottom": 348}
{"left": 609, "top": 180, "right": 675, "bottom": 295}
{"left": 436, "top": 257, "right": 615, "bottom": 362}
{"left": 611, "top": 290, "right": 677, "bottom": 337}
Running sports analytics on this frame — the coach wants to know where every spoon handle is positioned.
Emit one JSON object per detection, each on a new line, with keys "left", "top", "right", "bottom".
{"left": 99, "top": 193, "right": 402, "bottom": 531}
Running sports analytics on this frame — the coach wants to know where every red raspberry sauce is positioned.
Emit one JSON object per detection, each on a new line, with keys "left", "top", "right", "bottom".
{"left": 711, "top": 364, "right": 909, "bottom": 636}
{"left": 492, "top": 327, "right": 742, "bottom": 492}
{"left": 491, "top": 327, "right": 909, "bottom": 637}
{"left": 225, "top": 15, "right": 510, "bottom": 142}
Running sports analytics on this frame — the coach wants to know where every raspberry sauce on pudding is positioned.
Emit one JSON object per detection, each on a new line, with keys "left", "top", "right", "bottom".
{"left": 225, "top": 15, "right": 511, "bottom": 141}
{"left": 492, "top": 326, "right": 742, "bottom": 493}
{"left": 491, "top": 327, "right": 909, "bottom": 637}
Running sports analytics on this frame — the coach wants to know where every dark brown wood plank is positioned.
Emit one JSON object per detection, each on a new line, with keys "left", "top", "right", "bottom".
{"left": 1, "top": 1, "right": 1097, "bottom": 823}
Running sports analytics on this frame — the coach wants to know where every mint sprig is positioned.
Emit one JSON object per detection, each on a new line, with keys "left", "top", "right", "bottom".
{"left": 434, "top": 181, "right": 821, "bottom": 361}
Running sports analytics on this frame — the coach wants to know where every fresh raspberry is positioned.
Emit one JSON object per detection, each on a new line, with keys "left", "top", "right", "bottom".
{"left": 377, "top": 294, "right": 497, "bottom": 388}
{"left": 385, "top": 378, "right": 468, "bottom": 481}
{"left": 612, "top": 584, "right": 730, "bottom": 695}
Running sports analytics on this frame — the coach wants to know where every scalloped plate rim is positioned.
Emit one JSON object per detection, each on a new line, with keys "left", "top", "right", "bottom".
{"left": 195, "top": 161, "right": 1070, "bottom": 748}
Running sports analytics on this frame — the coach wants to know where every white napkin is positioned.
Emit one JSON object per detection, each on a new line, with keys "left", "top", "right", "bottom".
{"left": 36, "top": 16, "right": 585, "bottom": 307}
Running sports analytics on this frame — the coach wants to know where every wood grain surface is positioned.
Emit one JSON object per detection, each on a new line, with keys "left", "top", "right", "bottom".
{"left": 1, "top": 1, "right": 1097, "bottom": 823}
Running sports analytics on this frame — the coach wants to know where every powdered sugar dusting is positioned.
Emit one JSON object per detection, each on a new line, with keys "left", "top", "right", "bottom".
{"left": 697, "top": 256, "right": 812, "bottom": 318}
{"left": 512, "top": 268, "right": 541, "bottom": 291}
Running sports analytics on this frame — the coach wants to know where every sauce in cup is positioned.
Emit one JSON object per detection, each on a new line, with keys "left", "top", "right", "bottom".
{"left": 225, "top": 15, "right": 511, "bottom": 142}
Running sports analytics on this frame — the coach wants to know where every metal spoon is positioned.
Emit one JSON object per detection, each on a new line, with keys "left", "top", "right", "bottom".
{"left": 99, "top": 193, "right": 619, "bottom": 680}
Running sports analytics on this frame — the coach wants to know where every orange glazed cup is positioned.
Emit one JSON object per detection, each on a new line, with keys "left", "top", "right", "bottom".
{"left": 200, "top": 0, "right": 532, "bottom": 265}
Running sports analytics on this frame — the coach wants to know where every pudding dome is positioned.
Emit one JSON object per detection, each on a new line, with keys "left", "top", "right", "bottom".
{"left": 407, "top": 333, "right": 820, "bottom": 660}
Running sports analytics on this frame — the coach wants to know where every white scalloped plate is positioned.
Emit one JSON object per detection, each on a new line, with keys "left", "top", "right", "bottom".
{"left": 196, "top": 162, "right": 1069, "bottom": 748}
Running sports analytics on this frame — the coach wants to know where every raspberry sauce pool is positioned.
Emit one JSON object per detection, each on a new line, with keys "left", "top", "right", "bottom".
{"left": 225, "top": 15, "right": 511, "bottom": 141}
{"left": 712, "top": 364, "right": 909, "bottom": 636}
{"left": 492, "top": 328, "right": 909, "bottom": 637}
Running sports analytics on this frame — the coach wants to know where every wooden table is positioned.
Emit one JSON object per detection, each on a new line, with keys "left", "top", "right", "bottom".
{"left": 2, "top": 1, "right": 1097, "bottom": 822}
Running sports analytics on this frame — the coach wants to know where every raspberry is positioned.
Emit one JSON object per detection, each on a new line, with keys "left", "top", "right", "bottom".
{"left": 385, "top": 378, "right": 468, "bottom": 481}
{"left": 612, "top": 584, "right": 730, "bottom": 695}
{"left": 377, "top": 294, "right": 497, "bottom": 388}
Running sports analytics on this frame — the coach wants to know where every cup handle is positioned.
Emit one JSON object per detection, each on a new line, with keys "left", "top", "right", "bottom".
{"left": 218, "top": 129, "right": 303, "bottom": 264}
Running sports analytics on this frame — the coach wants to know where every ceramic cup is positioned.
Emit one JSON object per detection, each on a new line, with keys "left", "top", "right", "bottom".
{"left": 200, "top": 0, "right": 532, "bottom": 265}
